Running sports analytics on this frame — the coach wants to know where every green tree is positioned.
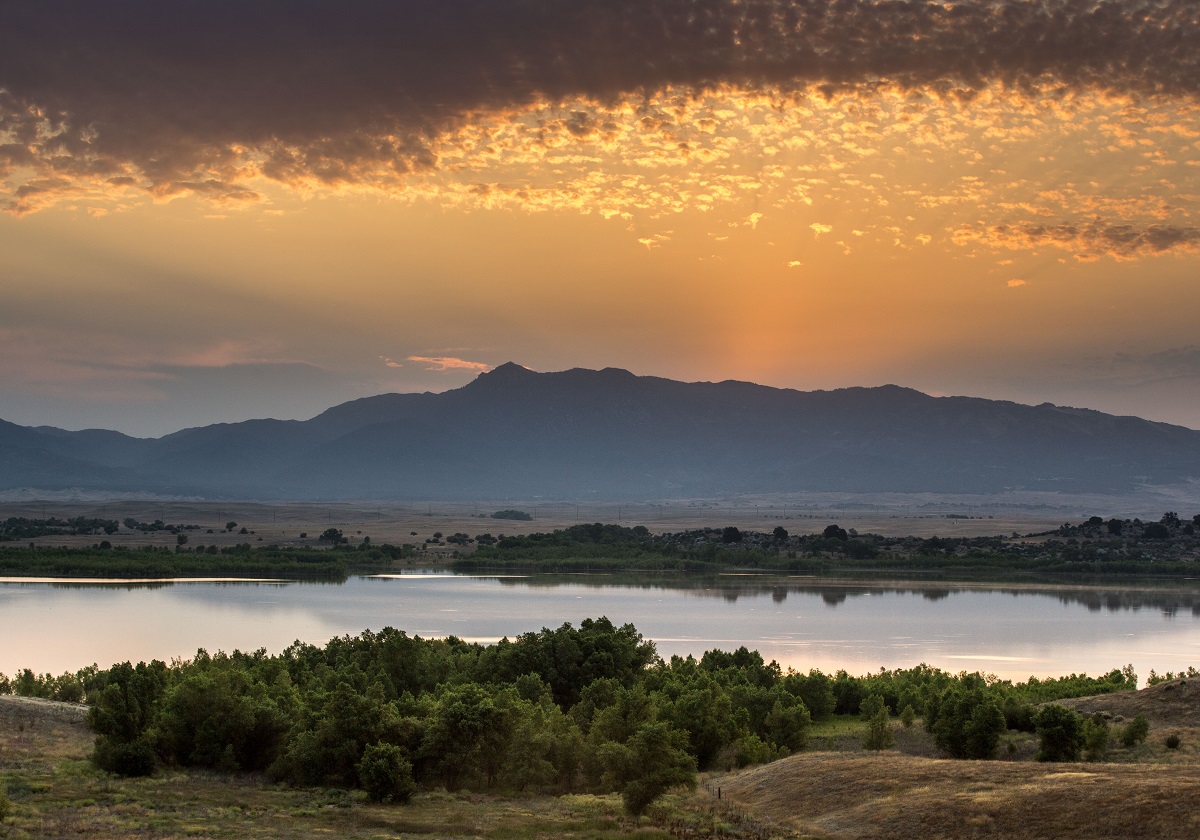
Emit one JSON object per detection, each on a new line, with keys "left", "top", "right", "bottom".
{"left": 89, "top": 660, "right": 169, "bottom": 776}
{"left": 1034, "top": 704, "right": 1085, "bottom": 762}
{"left": 927, "top": 681, "right": 1007, "bottom": 759}
{"left": 1119, "top": 714, "right": 1150, "bottom": 747}
{"left": 862, "top": 695, "right": 895, "bottom": 751}
{"left": 1082, "top": 716, "right": 1109, "bottom": 761}
{"left": 599, "top": 721, "right": 697, "bottom": 817}
{"left": 900, "top": 704, "right": 916, "bottom": 728}
{"left": 357, "top": 742, "right": 416, "bottom": 804}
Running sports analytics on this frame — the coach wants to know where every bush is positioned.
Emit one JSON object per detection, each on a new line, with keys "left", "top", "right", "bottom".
{"left": 927, "top": 683, "right": 1007, "bottom": 759}
{"left": 1082, "top": 718, "right": 1109, "bottom": 761}
{"left": 899, "top": 704, "right": 916, "bottom": 729}
{"left": 357, "top": 743, "right": 416, "bottom": 804}
{"left": 1034, "top": 705, "right": 1084, "bottom": 762}
{"left": 1119, "top": 714, "right": 1149, "bottom": 748}
{"left": 94, "top": 737, "right": 156, "bottom": 776}
{"left": 862, "top": 702, "right": 895, "bottom": 751}
{"left": 1165, "top": 734, "right": 1182, "bottom": 750}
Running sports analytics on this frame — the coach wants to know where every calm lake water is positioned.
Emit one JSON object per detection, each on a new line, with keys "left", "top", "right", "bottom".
{"left": 4, "top": 573, "right": 1200, "bottom": 684}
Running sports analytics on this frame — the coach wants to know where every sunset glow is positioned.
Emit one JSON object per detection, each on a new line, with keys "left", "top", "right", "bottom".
{"left": 3, "top": 0, "right": 1199, "bottom": 435}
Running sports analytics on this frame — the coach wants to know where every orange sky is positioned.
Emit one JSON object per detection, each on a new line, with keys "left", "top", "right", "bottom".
{"left": 2, "top": 1, "right": 1199, "bottom": 435}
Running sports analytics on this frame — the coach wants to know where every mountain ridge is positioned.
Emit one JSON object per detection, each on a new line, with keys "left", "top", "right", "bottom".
{"left": 2, "top": 364, "right": 1198, "bottom": 500}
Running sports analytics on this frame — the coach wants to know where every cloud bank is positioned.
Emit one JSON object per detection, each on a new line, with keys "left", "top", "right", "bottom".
{"left": 2, "top": 0, "right": 1199, "bottom": 260}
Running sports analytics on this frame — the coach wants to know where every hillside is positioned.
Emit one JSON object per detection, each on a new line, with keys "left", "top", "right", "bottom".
{"left": 3, "top": 363, "right": 1200, "bottom": 500}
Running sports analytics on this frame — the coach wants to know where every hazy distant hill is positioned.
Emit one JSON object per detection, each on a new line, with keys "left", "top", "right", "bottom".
{"left": 3, "top": 363, "right": 1200, "bottom": 500}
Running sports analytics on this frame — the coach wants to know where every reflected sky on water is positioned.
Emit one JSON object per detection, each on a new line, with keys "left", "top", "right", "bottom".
{"left": 3, "top": 573, "right": 1200, "bottom": 683}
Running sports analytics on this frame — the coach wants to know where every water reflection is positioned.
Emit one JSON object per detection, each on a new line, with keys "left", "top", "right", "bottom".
{"left": 488, "top": 571, "right": 1200, "bottom": 615}
{"left": 3, "top": 572, "right": 1200, "bottom": 683}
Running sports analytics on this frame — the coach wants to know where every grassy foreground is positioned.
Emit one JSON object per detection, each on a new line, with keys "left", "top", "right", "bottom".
{"left": 5, "top": 679, "right": 1200, "bottom": 839}
{"left": 0, "top": 696, "right": 762, "bottom": 840}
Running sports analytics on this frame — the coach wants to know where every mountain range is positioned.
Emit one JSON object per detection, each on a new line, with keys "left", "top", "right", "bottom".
{"left": 3, "top": 363, "right": 1199, "bottom": 500}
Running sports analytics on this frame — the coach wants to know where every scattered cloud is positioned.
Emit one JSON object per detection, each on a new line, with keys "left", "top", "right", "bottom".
{"left": 809, "top": 223, "right": 833, "bottom": 238}
{"left": 1007, "top": 279, "right": 1028, "bottom": 288}
{"left": 0, "top": 0, "right": 1197, "bottom": 262}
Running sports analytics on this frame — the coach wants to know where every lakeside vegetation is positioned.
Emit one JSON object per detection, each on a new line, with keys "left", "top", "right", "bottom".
{"left": 0, "top": 618, "right": 1155, "bottom": 820}
{"left": 3, "top": 513, "right": 1197, "bottom": 582}
{"left": 453, "top": 514, "right": 1200, "bottom": 578}
{"left": 0, "top": 538, "right": 415, "bottom": 580}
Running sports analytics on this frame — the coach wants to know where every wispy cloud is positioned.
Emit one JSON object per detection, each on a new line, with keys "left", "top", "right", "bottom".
{"left": 406, "top": 355, "right": 491, "bottom": 373}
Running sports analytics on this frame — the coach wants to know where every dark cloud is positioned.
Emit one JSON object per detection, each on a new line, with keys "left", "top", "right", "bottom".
{"left": 2, "top": 1, "right": 1198, "bottom": 203}
{"left": 969, "top": 220, "right": 1200, "bottom": 259}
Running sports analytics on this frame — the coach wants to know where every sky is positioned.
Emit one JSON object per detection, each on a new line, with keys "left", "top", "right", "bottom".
{"left": 2, "top": 0, "right": 1199, "bottom": 438}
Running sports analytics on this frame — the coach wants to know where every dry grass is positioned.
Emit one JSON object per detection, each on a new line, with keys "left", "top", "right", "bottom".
{"left": 717, "top": 751, "right": 1200, "bottom": 839}
{"left": 716, "top": 679, "right": 1200, "bottom": 839}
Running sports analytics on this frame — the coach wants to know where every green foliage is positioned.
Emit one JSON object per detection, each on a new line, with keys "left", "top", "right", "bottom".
{"left": 1082, "top": 716, "right": 1110, "bottom": 761}
{"left": 1119, "top": 714, "right": 1150, "bottom": 747}
{"left": 900, "top": 704, "right": 916, "bottom": 728}
{"left": 861, "top": 696, "right": 895, "bottom": 751}
{"left": 94, "top": 737, "right": 157, "bottom": 776}
{"left": 152, "top": 660, "right": 291, "bottom": 772}
{"left": 729, "top": 734, "right": 785, "bottom": 768}
{"left": 357, "top": 742, "right": 416, "bottom": 804}
{"left": 492, "top": 509, "right": 533, "bottom": 520}
{"left": 0, "top": 544, "right": 351, "bottom": 579}
{"left": 599, "top": 721, "right": 697, "bottom": 817}
{"left": 1147, "top": 666, "right": 1200, "bottom": 685}
{"left": 53, "top": 615, "right": 1156, "bottom": 809}
{"left": 783, "top": 670, "right": 836, "bottom": 721}
{"left": 927, "top": 679, "right": 1007, "bottom": 759}
{"left": 1034, "top": 704, "right": 1085, "bottom": 762}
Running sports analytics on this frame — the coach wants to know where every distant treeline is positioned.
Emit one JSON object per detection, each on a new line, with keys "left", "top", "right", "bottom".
{"left": 0, "top": 618, "right": 1142, "bottom": 814}
{"left": 0, "top": 541, "right": 415, "bottom": 580}
{"left": 453, "top": 516, "right": 1200, "bottom": 577}
{"left": 0, "top": 516, "right": 119, "bottom": 540}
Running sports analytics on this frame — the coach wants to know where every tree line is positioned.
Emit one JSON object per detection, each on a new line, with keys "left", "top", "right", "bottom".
{"left": 0, "top": 619, "right": 1148, "bottom": 815}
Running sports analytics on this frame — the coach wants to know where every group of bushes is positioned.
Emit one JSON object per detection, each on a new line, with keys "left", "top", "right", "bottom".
{"left": 2, "top": 618, "right": 1156, "bottom": 814}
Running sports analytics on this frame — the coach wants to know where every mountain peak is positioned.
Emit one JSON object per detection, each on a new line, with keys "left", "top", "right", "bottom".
{"left": 487, "top": 361, "right": 535, "bottom": 377}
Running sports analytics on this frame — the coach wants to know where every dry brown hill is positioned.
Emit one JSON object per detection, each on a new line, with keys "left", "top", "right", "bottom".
{"left": 1057, "top": 677, "right": 1200, "bottom": 728}
{"left": 716, "top": 679, "right": 1200, "bottom": 840}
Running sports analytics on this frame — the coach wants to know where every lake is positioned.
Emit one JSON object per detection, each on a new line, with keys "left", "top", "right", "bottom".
{"left": 3, "top": 572, "right": 1200, "bottom": 684}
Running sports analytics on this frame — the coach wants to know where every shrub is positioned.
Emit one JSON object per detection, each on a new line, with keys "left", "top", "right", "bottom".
{"left": 1082, "top": 718, "right": 1109, "bottom": 761}
{"left": 862, "top": 704, "right": 895, "bottom": 751}
{"left": 357, "top": 743, "right": 416, "bottom": 804}
{"left": 1119, "top": 714, "right": 1149, "bottom": 748}
{"left": 1034, "top": 705, "right": 1084, "bottom": 762}
{"left": 1165, "top": 734, "right": 1182, "bottom": 750}
{"left": 927, "top": 682, "right": 1007, "bottom": 759}
{"left": 94, "top": 737, "right": 156, "bottom": 777}
{"left": 900, "top": 704, "right": 916, "bottom": 728}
